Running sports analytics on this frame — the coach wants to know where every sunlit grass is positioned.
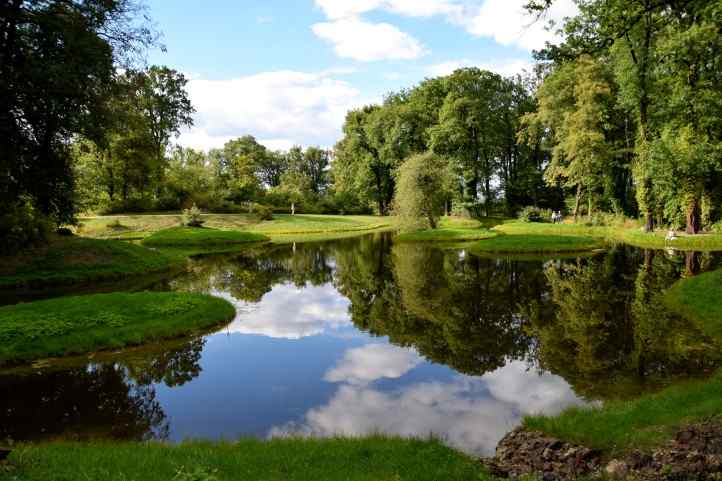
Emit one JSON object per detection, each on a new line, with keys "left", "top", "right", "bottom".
{"left": 0, "top": 292, "right": 235, "bottom": 365}
{"left": 470, "top": 234, "right": 604, "bottom": 253}
{"left": 395, "top": 217, "right": 498, "bottom": 242}
{"left": 3, "top": 437, "right": 491, "bottom": 481}
{"left": 142, "top": 226, "right": 269, "bottom": 247}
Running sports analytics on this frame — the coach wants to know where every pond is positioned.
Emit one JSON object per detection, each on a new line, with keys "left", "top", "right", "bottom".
{"left": 2, "top": 233, "right": 721, "bottom": 456}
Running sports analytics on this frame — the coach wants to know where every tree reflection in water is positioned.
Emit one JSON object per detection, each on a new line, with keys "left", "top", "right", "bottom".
{"left": 0, "top": 336, "right": 206, "bottom": 442}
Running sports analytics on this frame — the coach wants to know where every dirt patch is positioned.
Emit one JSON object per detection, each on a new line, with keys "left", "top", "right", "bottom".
{"left": 483, "top": 421, "right": 722, "bottom": 480}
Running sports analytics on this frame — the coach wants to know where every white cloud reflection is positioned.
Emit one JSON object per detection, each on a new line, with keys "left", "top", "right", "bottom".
{"left": 216, "top": 283, "right": 352, "bottom": 340}
{"left": 324, "top": 344, "right": 422, "bottom": 385}
{"left": 270, "top": 360, "right": 585, "bottom": 455}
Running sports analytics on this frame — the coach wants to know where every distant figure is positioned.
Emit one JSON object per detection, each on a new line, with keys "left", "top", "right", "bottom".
{"left": 291, "top": 202, "right": 295, "bottom": 216}
{"left": 552, "top": 211, "right": 562, "bottom": 224}
{"left": 666, "top": 230, "right": 678, "bottom": 242}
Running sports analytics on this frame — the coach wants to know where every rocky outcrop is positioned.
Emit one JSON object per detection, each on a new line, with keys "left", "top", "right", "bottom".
{"left": 483, "top": 422, "right": 722, "bottom": 480}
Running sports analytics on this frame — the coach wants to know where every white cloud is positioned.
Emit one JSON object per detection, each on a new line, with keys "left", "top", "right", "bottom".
{"left": 216, "top": 283, "right": 353, "bottom": 340}
{"left": 270, "top": 360, "right": 585, "bottom": 456}
{"left": 176, "top": 70, "right": 364, "bottom": 152}
{"left": 427, "top": 58, "right": 533, "bottom": 77}
{"left": 312, "top": 18, "right": 426, "bottom": 62}
{"left": 314, "top": 0, "right": 577, "bottom": 53}
{"left": 324, "top": 344, "right": 422, "bottom": 385}
{"left": 457, "top": 0, "right": 578, "bottom": 51}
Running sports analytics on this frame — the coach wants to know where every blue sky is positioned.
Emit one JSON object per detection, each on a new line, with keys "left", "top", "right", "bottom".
{"left": 144, "top": 0, "right": 576, "bottom": 151}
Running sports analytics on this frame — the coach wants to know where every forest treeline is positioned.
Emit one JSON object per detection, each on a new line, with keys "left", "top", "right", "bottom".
{"left": 2, "top": 0, "right": 721, "bottom": 253}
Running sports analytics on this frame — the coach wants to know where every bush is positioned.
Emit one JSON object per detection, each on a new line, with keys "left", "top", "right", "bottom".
{"left": 252, "top": 203, "right": 274, "bottom": 221}
{"left": 518, "top": 206, "right": 553, "bottom": 223}
{"left": 394, "top": 152, "right": 453, "bottom": 231}
{"left": 0, "top": 197, "right": 54, "bottom": 255}
{"left": 182, "top": 203, "right": 205, "bottom": 227}
{"left": 56, "top": 227, "right": 74, "bottom": 237}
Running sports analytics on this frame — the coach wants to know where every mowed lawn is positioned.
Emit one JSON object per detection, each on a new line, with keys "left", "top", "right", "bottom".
{"left": 77, "top": 213, "right": 393, "bottom": 241}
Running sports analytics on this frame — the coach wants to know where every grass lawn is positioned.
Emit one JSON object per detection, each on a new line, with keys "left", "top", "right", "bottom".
{"left": 494, "top": 220, "right": 722, "bottom": 251}
{"left": 470, "top": 234, "right": 604, "bottom": 254}
{"left": 1, "top": 437, "right": 490, "bottom": 481}
{"left": 142, "top": 226, "right": 269, "bottom": 247}
{"left": 395, "top": 217, "right": 498, "bottom": 242}
{"left": 525, "top": 268, "right": 722, "bottom": 456}
{"left": 78, "top": 213, "right": 393, "bottom": 242}
{"left": 0, "top": 292, "right": 235, "bottom": 365}
{"left": 0, "top": 236, "right": 180, "bottom": 290}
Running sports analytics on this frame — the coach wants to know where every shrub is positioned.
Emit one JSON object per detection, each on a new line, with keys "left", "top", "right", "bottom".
{"left": 182, "top": 203, "right": 205, "bottom": 227}
{"left": 0, "top": 196, "right": 54, "bottom": 255}
{"left": 252, "top": 203, "right": 274, "bottom": 221}
{"left": 56, "top": 227, "right": 74, "bottom": 237}
{"left": 518, "top": 206, "right": 553, "bottom": 223}
{"left": 394, "top": 152, "right": 453, "bottom": 231}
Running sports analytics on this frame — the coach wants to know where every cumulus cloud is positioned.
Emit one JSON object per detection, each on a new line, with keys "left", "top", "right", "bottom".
{"left": 324, "top": 344, "right": 422, "bottom": 385}
{"left": 459, "top": 0, "right": 578, "bottom": 51}
{"left": 270, "top": 361, "right": 585, "bottom": 455}
{"left": 217, "top": 283, "right": 353, "bottom": 340}
{"left": 426, "top": 58, "right": 533, "bottom": 77}
{"left": 313, "top": 0, "right": 577, "bottom": 53}
{"left": 176, "top": 70, "right": 364, "bottom": 152}
{"left": 312, "top": 18, "right": 426, "bottom": 62}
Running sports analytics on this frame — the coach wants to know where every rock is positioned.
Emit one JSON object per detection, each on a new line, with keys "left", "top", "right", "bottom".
{"left": 605, "top": 459, "right": 629, "bottom": 480}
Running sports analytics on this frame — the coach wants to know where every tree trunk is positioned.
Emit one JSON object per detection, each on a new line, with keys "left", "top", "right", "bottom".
{"left": 686, "top": 196, "right": 700, "bottom": 235}
{"left": 587, "top": 191, "right": 593, "bottom": 221}
{"left": 684, "top": 251, "right": 700, "bottom": 278}
{"left": 573, "top": 185, "right": 582, "bottom": 223}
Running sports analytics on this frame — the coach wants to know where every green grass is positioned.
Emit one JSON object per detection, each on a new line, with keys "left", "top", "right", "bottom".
{"left": 470, "top": 234, "right": 604, "bottom": 254}
{"left": 525, "top": 268, "right": 722, "bottom": 456}
{"left": 395, "top": 217, "right": 498, "bottom": 242}
{"left": 0, "top": 292, "right": 235, "bottom": 365}
{"left": 495, "top": 220, "right": 722, "bottom": 251}
{"left": 78, "top": 214, "right": 392, "bottom": 242}
{"left": 1, "top": 437, "right": 490, "bottom": 481}
{"left": 142, "top": 226, "right": 269, "bottom": 247}
{"left": 0, "top": 236, "right": 181, "bottom": 289}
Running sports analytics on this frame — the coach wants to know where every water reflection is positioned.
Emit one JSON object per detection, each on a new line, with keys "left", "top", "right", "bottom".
{"left": 1, "top": 234, "right": 720, "bottom": 455}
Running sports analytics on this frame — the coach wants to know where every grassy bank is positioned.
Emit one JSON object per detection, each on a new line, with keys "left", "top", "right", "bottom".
{"left": 470, "top": 234, "right": 604, "bottom": 254}
{"left": 0, "top": 292, "right": 235, "bottom": 365}
{"left": 494, "top": 220, "right": 722, "bottom": 251}
{"left": 395, "top": 217, "right": 497, "bottom": 242}
{"left": 525, "top": 268, "right": 722, "bottom": 455}
{"left": 78, "top": 213, "right": 392, "bottom": 242}
{"left": 2, "top": 437, "right": 489, "bottom": 481}
{"left": 142, "top": 226, "right": 269, "bottom": 247}
{"left": 0, "top": 236, "right": 180, "bottom": 289}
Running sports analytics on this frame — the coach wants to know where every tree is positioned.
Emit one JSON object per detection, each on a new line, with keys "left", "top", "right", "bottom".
{"left": 394, "top": 152, "right": 453, "bottom": 231}
{"left": 430, "top": 68, "right": 505, "bottom": 215}
{"left": 0, "top": 0, "right": 155, "bottom": 225}
{"left": 523, "top": 56, "right": 612, "bottom": 221}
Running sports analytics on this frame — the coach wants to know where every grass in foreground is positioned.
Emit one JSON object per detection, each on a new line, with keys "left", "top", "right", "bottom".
{"left": 2, "top": 437, "right": 489, "bottom": 481}
{"left": 470, "top": 234, "right": 604, "bottom": 253}
{"left": 0, "top": 236, "right": 180, "bottom": 289}
{"left": 142, "top": 226, "right": 269, "bottom": 247}
{"left": 0, "top": 292, "right": 235, "bottom": 365}
{"left": 396, "top": 217, "right": 498, "bottom": 242}
{"left": 525, "top": 268, "right": 722, "bottom": 455}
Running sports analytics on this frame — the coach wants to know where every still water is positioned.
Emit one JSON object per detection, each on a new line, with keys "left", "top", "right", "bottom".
{"left": 2, "top": 233, "right": 721, "bottom": 455}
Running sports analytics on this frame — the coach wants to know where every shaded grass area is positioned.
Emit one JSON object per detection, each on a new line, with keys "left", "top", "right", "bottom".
{"left": 0, "top": 236, "right": 180, "bottom": 290}
{"left": 142, "top": 226, "right": 269, "bottom": 247}
{"left": 470, "top": 234, "right": 604, "bottom": 254}
{"left": 78, "top": 214, "right": 392, "bottom": 241}
{"left": 0, "top": 292, "right": 235, "bottom": 365}
{"left": 2, "top": 437, "right": 490, "bottom": 481}
{"left": 396, "top": 217, "right": 498, "bottom": 242}
{"left": 525, "top": 268, "right": 722, "bottom": 456}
